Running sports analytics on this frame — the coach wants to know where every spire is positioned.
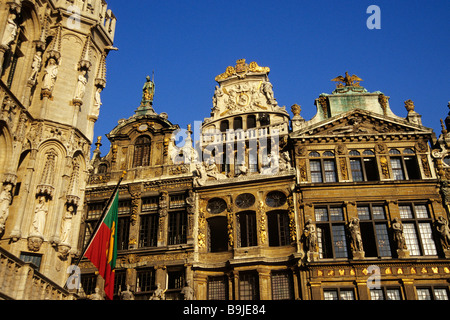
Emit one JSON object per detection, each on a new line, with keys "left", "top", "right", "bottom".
{"left": 95, "top": 53, "right": 107, "bottom": 88}
{"left": 47, "top": 24, "right": 62, "bottom": 62}
{"left": 78, "top": 34, "right": 92, "bottom": 71}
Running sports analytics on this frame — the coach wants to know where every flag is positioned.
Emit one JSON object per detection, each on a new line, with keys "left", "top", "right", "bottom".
{"left": 84, "top": 190, "right": 119, "bottom": 300}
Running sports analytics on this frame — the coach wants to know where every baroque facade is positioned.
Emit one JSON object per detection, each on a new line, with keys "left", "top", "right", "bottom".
{"left": 79, "top": 59, "right": 450, "bottom": 300}
{"left": 0, "top": 0, "right": 116, "bottom": 299}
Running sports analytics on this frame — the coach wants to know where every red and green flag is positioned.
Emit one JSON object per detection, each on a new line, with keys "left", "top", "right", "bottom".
{"left": 84, "top": 190, "right": 119, "bottom": 300}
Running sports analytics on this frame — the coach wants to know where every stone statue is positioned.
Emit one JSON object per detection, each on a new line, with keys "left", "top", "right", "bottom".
{"left": 60, "top": 204, "right": 74, "bottom": 245}
{"left": 92, "top": 87, "right": 102, "bottom": 116}
{"left": 149, "top": 283, "right": 166, "bottom": 300}
{"left": 436, "top": 216, "right": 450, "bottom": 250}
{"left": 120, "top": 285, "right": 135, "bottom": 300}
{"left": 304, "top": 219, "right": 318, "bottom": 253}
{"left": 30, "top": 196, "right": 48, "bottom": 237}
{"left": 392, "top": 218, "right": 407, "bottom": 250}
{"left": 0, "top": 184, "right": 12, "bottom": 233}
{"left": 261, "top": 81, "right": 276, "bottom": 105}
{"left": 181, "top": 281, "right": 194, "bottom": 300}
{"left": 89, "top": 287, "right": 104, "bottom": 300}
{"left": 1, "top": 13, "right": 17, "bottom": 47}
{"left": 204, "top": 158, "right": 227, "bottom": 180}
{"left": 141, "top": 75, "right": 155, "bottom": 105}
{"left": 28, "top": 51, "right": 43, "bottom": 82}
{"left": 74, "top": 70, "right": 88, "bottom": 100}
{"left": 348, "top": 218, "right": 363, "bottom": 252}
{"left": 212, "top": 85, "right": 223, "bottom": 111}
{"left": 42, "top": 58, "right": 59, "bottom": 92}
{"left": 279, "top": 151, "right": 292, "bottom": 172}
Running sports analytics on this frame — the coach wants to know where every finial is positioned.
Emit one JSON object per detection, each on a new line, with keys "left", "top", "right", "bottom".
{"left": 331, "top": 72, "right": 363, "bottom": 88}
{"left": 404, "top": 99, "right": 415, "bottom": 112}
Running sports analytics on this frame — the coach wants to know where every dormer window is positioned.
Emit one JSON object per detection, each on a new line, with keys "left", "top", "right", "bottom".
{"left": 133, "top": 136, "right": 151, "bottom": 167}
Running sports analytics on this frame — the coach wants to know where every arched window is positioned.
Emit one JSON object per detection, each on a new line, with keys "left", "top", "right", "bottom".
{"left": 133, "top": 136, "right": 151, "bottom": 167}
{"left": 208, "top": 216, "right": 228, "bottom": 252}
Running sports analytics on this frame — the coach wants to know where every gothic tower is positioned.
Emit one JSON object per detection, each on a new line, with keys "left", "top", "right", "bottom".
{"left": 0, "top": 0, "right": 116, "bottom": 291}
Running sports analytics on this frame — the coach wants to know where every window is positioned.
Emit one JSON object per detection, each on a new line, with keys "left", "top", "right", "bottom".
{"left": 309, "top": 151, "right": 337, "bottom": 183}
{"left": 208, "top": 217, "right": 228, "bottom": 252}
{"left": 170, "top": 194, "right": 186, "bottom": 209}
{"left": 133, "top": 136, "right": 151, "bottom": 167}
{"left": 136, "top": 268, "right": 156, "bottom": 293}
{"left": 220, "top": 120, "right": 229, "bottom": 133}
{"left": 315, "top": 206, "right": 348, "bottom": 258}
{"left": 114, "top": 270, "right": 127, "bottom": 298}
{"left": 349, "top": 150, "right": 378, "bottom": 181}
{"left": 168, "top": 211, "right": 187, "bottom": 245}
{"left": 417, "top": 287, "right": 449, "bottom": 300}
{"left": 207, "top": 198, "right": 227, "bottom": 214}
{"left": 139, "top": 213, "right": 158, "bottom": 248}
{"left": 357, "top": 204, "right": 392, "bottom": 257}
{"left": 265, "top": 191, "right": 287, "bottom": 207}
{"left": 370, "top": 287, "right": 402, "bottom": 300}
{"left": 166, "top": 269, "right": 185, "bottom": 299}
{"left": 117, "top": 217, "right": 130, "bottom": 251}
{"left": 247, "top": 115, "right": 256, "bottom": 129}
{"left": 233, "top": 117, "right": 243, "bottom": 130}
{"left": 235, "top": 193, "right": 255, "bottom": 209}
{"left": 208, "top": 276, "right": 228, "bottom": 300}
{"left": 324, "top": 288, "right": 355, "bottom": 300}
{"left": 268, "top": 210, "right": 290, "bottom": 247}
{"left": 398, "top": 204, "right": 437, "bottom": 256}
{"left": 238, "top": 211, "right": 257, "bottom": 247}
{"left": 20, "top": 253, "right": 42, "bottom": 271}
{"left": 239, "top": 272, "right": 259, "bottom": 300}
{"left": 80, "top": 273, "right": 97, "bottom": 296}
{"left": 389, "top": 149, "right": 421, "bottom": 180}
{"left": 271, "top": 271, "right": 294, "bottom": 300}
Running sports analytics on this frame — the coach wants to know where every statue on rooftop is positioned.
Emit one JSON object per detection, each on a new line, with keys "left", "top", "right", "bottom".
{"left": 141, "top": 75, "right": 155, "bottom": 105}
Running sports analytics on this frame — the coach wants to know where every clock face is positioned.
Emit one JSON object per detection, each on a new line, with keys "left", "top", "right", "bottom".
{"left": 235, "top": 193, "right": 255, "bottom": 209}
{"left": 207, "top": 198, "right": 227, "bottom": 214}
{"left": 265, "top": 191, "right": 287, "bottom": 208}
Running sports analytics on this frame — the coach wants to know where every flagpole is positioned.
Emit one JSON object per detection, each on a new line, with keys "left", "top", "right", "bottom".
{"left": 74, "top": 171, "right": 126, "bottom": 267}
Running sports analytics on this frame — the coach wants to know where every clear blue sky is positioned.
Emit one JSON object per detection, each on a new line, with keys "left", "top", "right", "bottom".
{"left": 95, "top": 0, "right": 450, "bottom": 155}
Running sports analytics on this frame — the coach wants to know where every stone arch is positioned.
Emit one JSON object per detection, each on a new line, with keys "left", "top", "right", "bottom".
{"left": 0, "top": 120, "right": 14, "bottom": 178}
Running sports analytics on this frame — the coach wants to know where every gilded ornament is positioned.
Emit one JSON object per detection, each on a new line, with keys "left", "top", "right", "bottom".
{"left": 331, "top": 71, "right": 363, "bottom": 87}
{"left": 215, "top": 59, "right": 270, "bottom": 82}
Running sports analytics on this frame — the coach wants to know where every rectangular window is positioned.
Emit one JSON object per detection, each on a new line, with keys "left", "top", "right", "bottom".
{"left": 239, "top": 272, "right": 259, "bottom": 300}
{"left": 364, "top": 158, "right": 379, "bottom": 181}
{"left": 268, "top": 211, "right": 290, "bottom": 247}
{"left": 323, "top": 160, "right": 337, "bottom": 182}
{"left": 404, "top": 156, "right": 421, "bottom": 179}
{"left": 357, "top": 204, "right": 392, "bottom": 258}
{"left": 324, "top": 289, "right": 355, "bottom": 300}
{"left": 80, "top": 273, "right": 97, "bottom": 296}
{"left": 136, "top": 268, "right": 156, "bottom": 293}
{"left": 271, "top": 271, "right": 294, "bottom": 300}
{"left": 310, "top": 160, "right": 323, "bottom": 183}
{"left": 142, "top": 197, "right": 158, "bottom": 212}
{"left": 139, "top": 213, "right": 158, "bottom": 248}
{"left": 315, "top": 206, "right": 348, "bottom": 259}
{"left": 370, "top": 288, "right": 402, "bottom": 300}
{"left": 350, "top": 159, "right": 363, "bottom": 182}
{"left": 168, "top": 211, "right": 187, "bottom": 245}
{"left": 208, "top": 276, "right": 228, "bottom": 300}
{"left": 399, "top": 204, "right": 437, "bottom": 256}
{"left": 117, "top": 217, "right": 130, "bottom": 251}
{"left": 391, "top": 158, "right": 405, "bottom": 180}
{"left": 239, "top": 212, "right": 257, "bottom": 247}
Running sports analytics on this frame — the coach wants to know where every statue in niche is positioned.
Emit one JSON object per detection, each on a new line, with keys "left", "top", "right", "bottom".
{"left": 436, "top": 216, "right": 450, "bottom": 250}
{"left": 30, "top": 195, "right": 48, "bottom": 237}
{"left": 92, "top": 87, "right": 102, "bottom": 117}
{"left": 348, "top": 218, "right": 363, "bottom": 252}
{"left": 28, "top": 51, "right": 43, "bottom": 83}
{"left": 60, "top": 204, "right": 75, "bottom": 245}
{"left": 304, "top": 219, "right": 318, "bottom": 252}
{"left": 1, "top": 13, "right": 17, "bottom": 47}
{"left": 0, "top": 184, "right": 13, "bottom": 233}
{"left": 212, "top": 85, "right": 223, "bottom": 111}
{"left": 392, "top": 218, "right": 407, "bottom": 251}
{"left": 74, "top": 69, "right": 88, "bottom": 100}
{"left": 42, "top": 58, "right": 59, "bottom": 92}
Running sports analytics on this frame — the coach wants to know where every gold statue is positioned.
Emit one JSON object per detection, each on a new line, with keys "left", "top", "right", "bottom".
{"left": 331, "top": 71, "right": 363, "bottom": 87}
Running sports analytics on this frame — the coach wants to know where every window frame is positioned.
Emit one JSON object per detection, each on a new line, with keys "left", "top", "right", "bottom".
{"left": 349, "top": 150, "right": 379, "bottom": 182}
{"left": 315, "top": 205, "right": 349, "bottom": 259}
{"left": 133, "top": 136, "right": 151, "bottom": 167}
{"left": 308, "top": 151, "right": 337, "bottom": 183}
{"left": 398, "top": 203, "right": 438, "bottom": 257}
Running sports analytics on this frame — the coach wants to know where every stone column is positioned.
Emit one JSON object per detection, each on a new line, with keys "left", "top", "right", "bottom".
{"left": 355, "top": 280, "right": 369, "bottom": 300}
{"left": 258, "top": 267, "right": 272, "bottom": 300}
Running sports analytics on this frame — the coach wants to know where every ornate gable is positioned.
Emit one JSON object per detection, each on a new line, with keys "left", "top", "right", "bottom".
{"left": 291, "top": 109, "right": 433, "bottom": 140}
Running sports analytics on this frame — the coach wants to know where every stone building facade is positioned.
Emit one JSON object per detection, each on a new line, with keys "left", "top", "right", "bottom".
{"left": 79, "top": 60, "right": 450, "bottom": 300}
{"left": 0, "top": 0, "right": 116, "bottom": 297}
